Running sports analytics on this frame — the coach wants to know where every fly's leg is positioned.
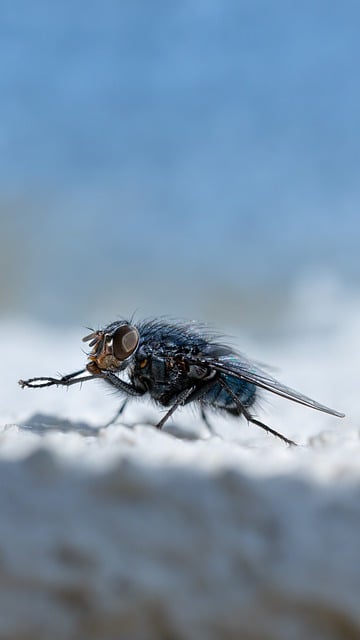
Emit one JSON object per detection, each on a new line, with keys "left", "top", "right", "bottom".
{"left": 183, "top": 379, "right": 222, "bottom": 435}
{"left": 241, "top": 408, "right": 297, "bottom": 446}
{"left": 20, "top": 369, "right": 147, "bottom": 397}
{"left": 100, "top": 371, "right": 146, "bottom": 398}
{"left": 102, "top": 399, "right": 128, "bottom": 428}
{"left": 57, "top": 369, "right": 87, "bottom": 382}
{"left": 219, "top": 376, "right": 297, "bottom": 446}
{"left": 156, "top": 386, "right": 196, "bottom": 430}
{"left": 96, "top": 371, "right": 147, "bottom": 428}
{"left": 200, "top": 407, "right": 216, "bottom": 434}
{"left": 103, "top": 371, "right": 197, "bottom": 431}
{"left": 19, "top": 370, "right": 96, "bottom": 389}
{"left": 20, "top": 370, "right": 142, "bottom": 430}
{"left": 165, "top": 378, "right": 219, "bottom": 435}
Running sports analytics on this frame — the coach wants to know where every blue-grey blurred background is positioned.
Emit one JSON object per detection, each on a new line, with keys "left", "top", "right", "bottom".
{"left": 1, "top": 1, "right": 359, "bottom": 330}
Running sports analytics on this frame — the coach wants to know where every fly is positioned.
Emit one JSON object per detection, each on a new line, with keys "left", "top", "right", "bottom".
{"left": 19, "top": 318, "right": 345, "bottom": 446}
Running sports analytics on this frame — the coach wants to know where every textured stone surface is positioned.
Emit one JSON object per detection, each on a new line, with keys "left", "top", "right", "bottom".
{"left": 0, "top": 440, "right": 359, "bottom": 640}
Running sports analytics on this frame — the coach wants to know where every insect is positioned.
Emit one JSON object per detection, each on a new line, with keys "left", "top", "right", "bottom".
{"left": 19, "top": 318, "right": 345, "bottom": 446}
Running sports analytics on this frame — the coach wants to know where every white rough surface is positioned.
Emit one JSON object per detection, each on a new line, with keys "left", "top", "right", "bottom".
{"left": 1, "top": 294, "right": 359, "bottom": 640}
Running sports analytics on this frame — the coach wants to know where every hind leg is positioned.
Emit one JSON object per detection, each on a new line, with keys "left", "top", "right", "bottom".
{"left": 219, "top": 377, "right": 297, "bottom": 446}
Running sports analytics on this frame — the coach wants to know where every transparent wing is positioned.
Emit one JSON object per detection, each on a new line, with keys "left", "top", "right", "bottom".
{"left": 182, "top": 348, "right": 345, "bottom": 418}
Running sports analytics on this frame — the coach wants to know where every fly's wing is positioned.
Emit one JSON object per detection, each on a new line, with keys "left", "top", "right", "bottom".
{"left": 182, "top": 345, "right": 345, "bottom": 418}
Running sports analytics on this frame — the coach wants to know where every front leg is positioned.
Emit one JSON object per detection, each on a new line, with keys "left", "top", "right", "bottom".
{"left": 101, "top": 371, "right": 147, "bottom": 398}
{"left": 19, "top": 370, "right": 96, "bottom": 389}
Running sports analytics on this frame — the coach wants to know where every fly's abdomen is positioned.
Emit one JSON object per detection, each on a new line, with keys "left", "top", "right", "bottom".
{"left": 201, "top": 375, "right": 256, "bottom": 414}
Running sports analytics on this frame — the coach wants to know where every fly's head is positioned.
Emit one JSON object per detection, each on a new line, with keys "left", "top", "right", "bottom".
{"left": 82, "top": 322, "right": 140, "bottom": 375}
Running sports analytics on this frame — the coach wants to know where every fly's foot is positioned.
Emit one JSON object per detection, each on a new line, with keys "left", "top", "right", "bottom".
{"left": 19, "top": 377, "right": 60, "bottom": 389}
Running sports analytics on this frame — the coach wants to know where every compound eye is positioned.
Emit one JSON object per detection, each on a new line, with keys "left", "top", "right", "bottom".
{"left": 112, "top": 325, "right": 139, "bottom": 360}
